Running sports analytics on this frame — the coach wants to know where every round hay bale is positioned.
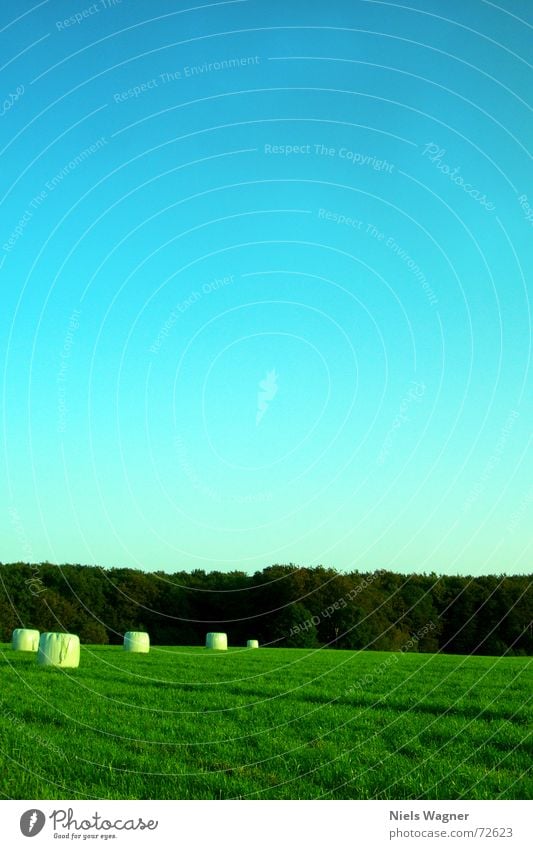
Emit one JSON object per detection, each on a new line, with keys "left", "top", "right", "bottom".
{"left": 205, "top": 632, "right": 228, "bottom": 650}
{"left": 246, "top": 639, "right": 259, "bottom": 649}
{"left": 37, "top": 633, "right": 80, "bottom": 668}
{"left": 12, "top": 628, "right": 40, "bottom": 652}
{"left": 123, "top": 631, "right": 150, "bottom": 653}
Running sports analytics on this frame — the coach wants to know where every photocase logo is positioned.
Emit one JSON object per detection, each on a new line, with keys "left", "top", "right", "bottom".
{"left": 256, "top": 369, "right": 278, "bottom": 425}
{"left": 20, "top": 809, "right": 46, "bottom": 837}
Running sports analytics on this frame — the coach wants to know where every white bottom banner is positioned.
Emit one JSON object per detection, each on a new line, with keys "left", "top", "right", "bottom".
{"left": 2, "top": 800, "right": 530, "bottom": 848}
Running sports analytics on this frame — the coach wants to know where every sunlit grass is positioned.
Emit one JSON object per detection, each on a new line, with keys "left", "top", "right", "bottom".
{"left": 0, "top": 645, "right": 530, "bottom": 799}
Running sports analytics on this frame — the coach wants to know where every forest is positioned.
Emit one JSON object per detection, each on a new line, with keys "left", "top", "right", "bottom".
{"left": 0, "top": 562, "right": 531, "bottom": 655}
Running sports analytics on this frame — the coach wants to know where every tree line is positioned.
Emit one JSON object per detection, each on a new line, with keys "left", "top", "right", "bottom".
{"left": 0, "top": 562, "right": 531, "bottom": 655}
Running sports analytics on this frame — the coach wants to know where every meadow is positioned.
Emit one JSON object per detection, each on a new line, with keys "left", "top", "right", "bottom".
{"left": 0, "top": 645, "right": 531, "bottom": 800}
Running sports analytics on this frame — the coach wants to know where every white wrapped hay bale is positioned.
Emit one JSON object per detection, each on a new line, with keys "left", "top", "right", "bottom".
{"left": 37, "top": 633, "right": 80, "bottom": 668}
{"left": 123, "top": 631, "right": 150, "bottom": 653}
{"left": 12, "top": 628, "right": 40, "bottom": 652}
{"left": 246, "top": 639, "right": 259, "bottom": 649}
{"left": 206, "top": 632, "right": 228, "bottom": 650}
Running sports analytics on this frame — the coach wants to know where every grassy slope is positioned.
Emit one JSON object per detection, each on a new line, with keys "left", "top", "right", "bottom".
{"left": 0, "top": 645, "right": 531, "bottom": 800}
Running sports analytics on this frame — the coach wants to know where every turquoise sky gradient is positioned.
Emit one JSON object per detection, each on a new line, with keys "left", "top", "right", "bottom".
{"left": 1, "top": 0, "right": 531, "bottom": 575}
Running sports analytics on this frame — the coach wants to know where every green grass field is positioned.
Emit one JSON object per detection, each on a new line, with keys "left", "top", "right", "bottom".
{"left": 0, "top": 645, "right": 531, "bottom": 800}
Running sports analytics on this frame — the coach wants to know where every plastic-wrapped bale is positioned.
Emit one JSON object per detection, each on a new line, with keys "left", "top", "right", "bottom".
{"left": 123, "top": 631, "right": 150, "bottom": 653}
{"left": 12, "top": 628, "right": 40, "bottom": 652}
{"left": 246, "top": 639, "right": 259, "bottom": 649}
{"left": 37, "top": 633, "right": 80, "bottom": 668}
{"left": 206, "top": 632, "right": 228, "bottom": 650}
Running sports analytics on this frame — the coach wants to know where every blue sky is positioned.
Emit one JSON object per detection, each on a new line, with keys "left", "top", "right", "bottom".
{"left": 1, "top": 0, "right": 531, "bottom": 575}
